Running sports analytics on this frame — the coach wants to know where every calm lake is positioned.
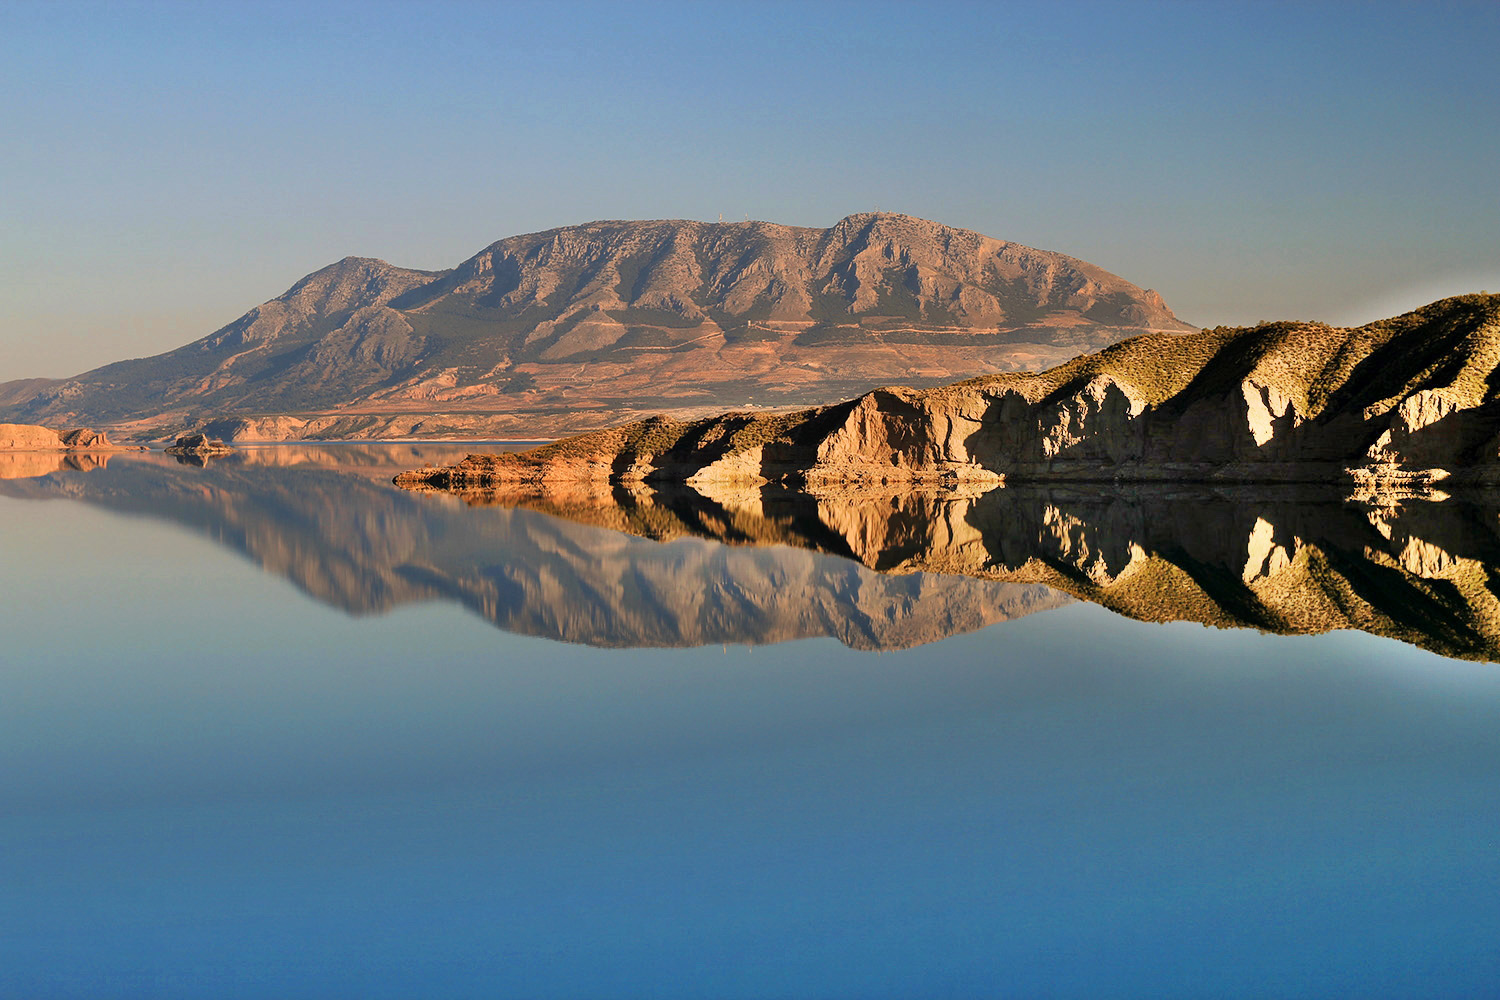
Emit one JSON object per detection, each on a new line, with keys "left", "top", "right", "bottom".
{"left": 3, "top": 445, "right": 1498, "bottom": 998}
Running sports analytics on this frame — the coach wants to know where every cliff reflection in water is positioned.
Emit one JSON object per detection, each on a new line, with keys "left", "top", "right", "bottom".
{"left": 8, "top": 446, "right": 1500, "bottom": 659}
{"left": 445, "top": 478, "right": 1500, "bottom": 663}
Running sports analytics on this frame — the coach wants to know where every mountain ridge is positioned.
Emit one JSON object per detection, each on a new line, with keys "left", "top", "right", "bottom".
{"left": 0, "top": 213, "right": 1190, "bottom": 437}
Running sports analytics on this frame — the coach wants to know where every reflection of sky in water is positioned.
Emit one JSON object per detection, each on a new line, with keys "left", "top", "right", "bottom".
{"left": 3, "top": 495, "right": 1499, "bottom": 998}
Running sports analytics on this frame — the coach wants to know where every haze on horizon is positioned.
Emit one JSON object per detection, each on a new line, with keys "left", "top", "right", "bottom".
{"left": 2, "top": 0, "right": 1497, "bottom": 379}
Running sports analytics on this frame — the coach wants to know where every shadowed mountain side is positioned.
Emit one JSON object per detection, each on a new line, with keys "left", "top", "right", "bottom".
{"left": 401, "top": 294, "right": 1500, "bottom": 490}
{"left": 0, "top": 452, "right": 1066, "bottom": 650}
{"left": 429, "top": 479, "right": 1500, "bottom": 662}
{"left": 0, "top": 213, "right": 1189, "bottom": 436}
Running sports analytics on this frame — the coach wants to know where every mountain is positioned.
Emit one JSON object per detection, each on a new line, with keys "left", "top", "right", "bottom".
{"left": 395, "top": 294, "right": 1500, "bottom": 491}
{"left": 0, "top": 214, "right": 1190, "bottom": 437}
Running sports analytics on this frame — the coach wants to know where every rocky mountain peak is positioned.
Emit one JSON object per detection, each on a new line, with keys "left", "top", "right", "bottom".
{"left": 281, "top": 256, "right": 438, "bottom": 312}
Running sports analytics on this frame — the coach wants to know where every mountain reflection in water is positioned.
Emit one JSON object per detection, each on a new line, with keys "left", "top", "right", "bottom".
{"left": 0, "top": 446, "right": 1063, "bottom": 650}
{"left": 7, "top": 445, "right": 1500, "bottom": 660}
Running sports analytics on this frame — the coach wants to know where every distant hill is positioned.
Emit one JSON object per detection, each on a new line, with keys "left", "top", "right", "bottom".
{"left": 0, "top": 213, "right": 1190, "bottom": 437}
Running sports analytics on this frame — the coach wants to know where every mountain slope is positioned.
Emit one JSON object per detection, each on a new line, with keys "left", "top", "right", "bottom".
{"left": 1, "top": 213, "right": 1190, "bottom": 434}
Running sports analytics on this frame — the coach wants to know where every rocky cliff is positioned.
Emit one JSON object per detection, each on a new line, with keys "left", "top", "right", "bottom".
{"left": 0, "top": 423, "right": 132, "bottom": 451}
{"left": 0, "top": 423, "right": 139, "bottom": 478}
{"left": 397, "top": 294, "right": 1500, "bottom": 491}
{"left": 0, "top": 213, "right": 1189, "bottom": 436}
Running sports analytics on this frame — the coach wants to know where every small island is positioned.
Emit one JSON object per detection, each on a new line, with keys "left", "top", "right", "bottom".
{"left": 165, "top": 432, "right": 236, "bottom": 459}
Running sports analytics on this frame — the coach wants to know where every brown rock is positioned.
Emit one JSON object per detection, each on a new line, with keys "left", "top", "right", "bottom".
{"left": 165, "top": 432, "right": 235, "bottom": 458}
{"left": 0, "top": 423, "right": 135, "bottom": 453}
{"left": 0, "top": 423, "right": 63, "bottom": 450}
{"left": 59, "top": 427, "right": 115, "bottom": 449}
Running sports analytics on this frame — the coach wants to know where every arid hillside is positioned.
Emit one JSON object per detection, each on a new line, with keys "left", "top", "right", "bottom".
{"left": 399, "top": 294, "right": 1500, "bottom": 490}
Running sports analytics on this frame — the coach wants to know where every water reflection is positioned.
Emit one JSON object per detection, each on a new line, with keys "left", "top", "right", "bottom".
{"left": 0, "top": 447, "right": 1064, "bottom": 650}
{"left": 0, "top": 450, "right": 113, "bottom": 479}
{"left": 449, "top": 479, "right": 1500, "bottom": 662}
{"left": 8, "top": 445, "right": 1500, "bottom": 660}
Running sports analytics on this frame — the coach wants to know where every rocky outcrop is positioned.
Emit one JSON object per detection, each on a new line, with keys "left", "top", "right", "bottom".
{"left": 0, "top": 423, "right": 67, "bottom": 451}
{"left": 164, "top": 432, "right": 235, "bottom": 462}
{"left": 398, "top": 294, "right": 1500, "bottom": 491}
{"left": 58, "top": 427, "right": 116, "bottom": 449}
{"left": 0, "top": 422, "right": 134, "bottom": 452}
{"left": 0, "top": 214, "right": 1190, "bottom": 433}
{"left": 0, "top": 423, "right": 137, "bottom": 477}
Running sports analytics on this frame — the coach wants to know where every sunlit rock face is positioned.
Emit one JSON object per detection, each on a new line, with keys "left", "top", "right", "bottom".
{"left": 0, "top": 423, "right": 68, "bottom": 451}
{"left": 0, "top": 423, "right": 137, "bottom": 474}
{"left": 400, "top": 294, "right": 1500, "bottom": 491}
{"left": 0, "top": 423, "right": 125, "bottom": 451}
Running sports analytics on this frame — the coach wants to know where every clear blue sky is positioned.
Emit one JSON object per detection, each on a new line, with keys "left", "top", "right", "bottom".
{"left": 3, "top": 0, "right": 1497, "bottom": 377}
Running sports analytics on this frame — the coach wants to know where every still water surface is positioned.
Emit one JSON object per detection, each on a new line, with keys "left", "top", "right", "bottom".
{"left": 1, "top": 446, "right": 1498, "bottom": 997}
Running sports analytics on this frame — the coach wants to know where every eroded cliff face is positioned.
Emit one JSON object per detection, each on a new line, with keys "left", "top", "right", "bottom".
{"left": 399, "top": 294, "right": 1500, "bottom": 491}
{"left": 0, "top": 423, "right": 134, "bottom": 452}
{"left": 0, "top": 424, "right": 67, "bottom": 451}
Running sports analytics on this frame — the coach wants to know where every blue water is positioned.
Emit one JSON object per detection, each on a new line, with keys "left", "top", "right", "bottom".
{"left": 2, "top": 470, "right": 1499, "bottom": 998}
